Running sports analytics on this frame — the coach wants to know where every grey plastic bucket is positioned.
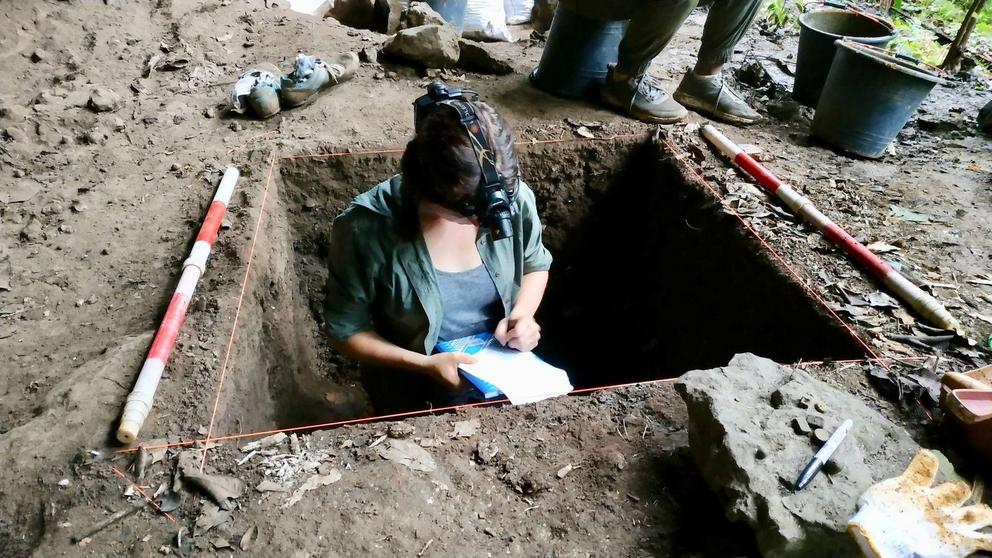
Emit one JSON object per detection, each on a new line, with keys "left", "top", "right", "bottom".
{"left": 425, "top": 0, "right": 468, "bottom": 34}
{"left": 530, "top": 4, "right": 629, "bottom": 99}
{"left": 812, "top": 40, "right": 946, "bottom": 158}
{"left": 793, "top": 8, "right": 896, "bottom": 107}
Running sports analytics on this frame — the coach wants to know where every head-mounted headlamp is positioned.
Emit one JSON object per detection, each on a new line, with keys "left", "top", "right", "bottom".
{"left": 412, "top": 81, "right": 516, "bottom": 240}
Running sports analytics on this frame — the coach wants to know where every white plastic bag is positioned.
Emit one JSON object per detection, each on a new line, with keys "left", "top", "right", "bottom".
{"left": 503, "top": 0, "right": 533, "bottom": 24}
{"left": 462, "top": 0, "right": 513, "bottom": 42}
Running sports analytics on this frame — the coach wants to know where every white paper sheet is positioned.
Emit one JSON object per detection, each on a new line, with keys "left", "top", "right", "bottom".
{"left": 459, "top": 345, "right": 573, "bottom": 405}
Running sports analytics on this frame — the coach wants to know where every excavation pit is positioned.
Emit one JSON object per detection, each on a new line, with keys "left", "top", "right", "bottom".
{"left": 232, "top": 135, "right": 863, "bottom": 432}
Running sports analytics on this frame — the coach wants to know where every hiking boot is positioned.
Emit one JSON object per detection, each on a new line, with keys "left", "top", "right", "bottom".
{"left": 600, "top": 69, "right": 688, "bottom": 124}
{"left": 673, "top": 70, "right": 762, "bottom": 126}
{"left": 230, "top": 63, "right": 282, "bottom": 119}
{"left": 279, "top": 52, "right": 360, "bottom": 109}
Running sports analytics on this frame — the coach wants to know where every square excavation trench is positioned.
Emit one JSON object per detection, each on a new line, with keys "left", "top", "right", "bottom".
{"left": 237, "top": 135, "right": 863, "bottom": 430}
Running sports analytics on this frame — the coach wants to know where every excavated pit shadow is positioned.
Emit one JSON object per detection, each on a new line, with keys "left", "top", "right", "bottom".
{"left": 256, "top": 135, "right": 862, "bottom": 427}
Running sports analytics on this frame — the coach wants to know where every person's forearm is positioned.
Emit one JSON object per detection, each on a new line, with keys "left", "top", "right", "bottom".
{"left": 510, "top": 271, "right": 549, "bottom": 319}
{"left": 330, "top": 331, "right": 429, "bottom": 372}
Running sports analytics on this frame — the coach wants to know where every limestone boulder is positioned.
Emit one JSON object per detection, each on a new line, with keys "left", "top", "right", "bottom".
{"left": 674, "top": 354, "right": 950, "bottom": 558}
{"left": 383, "top": 24, "right": 459, "bottom": 68}
{"left": 398, "top": 2, "right": 447, "bottom": 30}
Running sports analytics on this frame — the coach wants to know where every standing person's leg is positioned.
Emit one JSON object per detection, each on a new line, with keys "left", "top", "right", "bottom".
{"left": 599, "top": 0, "right": 700, "bottom": 123}
{"left": 673, "top": 0, "right": 764, "bottom": 124}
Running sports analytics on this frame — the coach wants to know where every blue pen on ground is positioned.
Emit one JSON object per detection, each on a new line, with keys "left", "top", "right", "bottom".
{"left": 793, "top": 419, "right": 854, "bottom": 491}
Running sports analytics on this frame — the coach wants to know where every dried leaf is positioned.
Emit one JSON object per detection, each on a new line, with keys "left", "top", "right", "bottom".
{"left": 1, "top": 181, "right": 42, "bottom": 204}
{"left": 283, "top": 470, "right": 342, "bottom": 508}
{"left": 240, "top": 525, "right": 256, "bottom": 551}
{"left": 180, "top": 468, "right": 245, "bottom": 511}
{"left": 376, "top": 439, "right": 437, "bottom": 472}
{"left": 866, "top": 241, "right": 899, "bottom": 254}
{"left": 574, "top": 126, "right": 595, "bottom": 139}
{"left": 255, "top": 480, "right": 288, "bottom": 493}
{"left": 195, "top": 502, "right": 231, "bottom": 535}
{"left": 448, "top": 419, "right": 480, "bottom": 439}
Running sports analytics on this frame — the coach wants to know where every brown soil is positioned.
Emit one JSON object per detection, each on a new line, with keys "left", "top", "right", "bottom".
{"left": 0, "top": 1, "right": 990, "bottom": 557}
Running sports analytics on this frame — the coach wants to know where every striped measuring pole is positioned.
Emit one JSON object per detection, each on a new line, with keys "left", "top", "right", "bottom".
{"left": 116, "top": 166, "right": 240, "bottom": 444}
{"left": 701, "top": 125, "right": 959, "bottom": 332}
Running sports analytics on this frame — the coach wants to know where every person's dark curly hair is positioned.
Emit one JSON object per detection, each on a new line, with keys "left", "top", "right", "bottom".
{"left": 399, "top": 100, "right": 518, "bottom": 234}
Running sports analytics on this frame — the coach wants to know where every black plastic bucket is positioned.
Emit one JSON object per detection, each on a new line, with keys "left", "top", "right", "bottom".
{"left": 425, "top": 0, "right": 468, "bottom": 34}
{"left": 793, "top": 8, "right": 896, "bottom": 107}
{"left": 530, "top": 4, "right": 629, "bottom": 99}
{"left": 812, "top": 40, "right": 946, "bottom": 158}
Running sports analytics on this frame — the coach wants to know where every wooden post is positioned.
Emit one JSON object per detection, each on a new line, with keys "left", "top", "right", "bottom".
{"left": 941, "top": 0, "right": 989, "bottom": 72}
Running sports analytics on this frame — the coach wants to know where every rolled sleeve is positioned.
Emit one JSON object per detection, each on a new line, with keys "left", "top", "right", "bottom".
{"left": 517, "top": 183, "right": 553, "bottom": 273}
{"left": 324, "top": 208, "right": 380, "bottom": 342}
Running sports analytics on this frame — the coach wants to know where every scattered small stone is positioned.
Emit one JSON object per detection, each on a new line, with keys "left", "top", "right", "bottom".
{"left": 220, "top": 217, "right": 232, "bottom": 230}
{"left": 58, "top": 478, "right": 70, "bottom": 488}
{"left": 303, "top": 198, "right": 317, "bottom": 210}
{"left": 13, "top": 169, "right": 26, "bottom": 178}
{"left": 823, "top": 459, "right": 843, "bottom": 475}
{"left": 19, "top": 218, "right": 44, "bottom": 242}
{"left": 387, "top": 422, "right": 415, "bottom": 439}
{"left": 770, "top": 389, "right": 784, "bottom": 408}
{"left": 797, "top": 395, "right": 813, "bottom": 409}
{"left": 58, "top": 224, "right": 74, "bottom": 234}
{"left": 811, "top": 428, "right": 830, "bottom": 446}
{"left": 556, "top": 464, "right": 573, "bottom": 479}
{"left": 75, "top": 299, "right": 85, "bottom": 307}
{"left": 807, "top": 414, "right": 825, "bottom": 429}
{"left": 87, "top": 87, "right": 122, "bottom": 113}
{"left": 608, "top": 450, "right": 626, "bottom": 471}
{"left": 3, "top": 127, "right": 30, "bottom": 143}
{"left": 112, "top": 117, "right": 125, "bottom": 132}
{"left": 754, "top": 447, "right": 767, "bottom": 460}
{"left": 791, "top": 416, "right": 812, "bottom": 435}
{"left": 814, "top": 402, "right": 829, "bottom": 414}
{"left": 203, "top": 106, "right": 218, "bottom": 118}
{"left": 30, "top": 49, "right": 48, "bottom": 63}
{"left": 358, "top": 46, "right": 378, "bottom": 65}
{"left": 229, "top": 122, "right": 243, "bottom": 132}
{"left": 475, "top": 440, "right": 499, "bottom": 464}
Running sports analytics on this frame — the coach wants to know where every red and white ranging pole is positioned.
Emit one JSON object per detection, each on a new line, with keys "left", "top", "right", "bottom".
{"left": 701, "top": 124, "right": 959, "bottom": 332}
{"left": 116, "top": 166, "right": 240, "bottom": 444}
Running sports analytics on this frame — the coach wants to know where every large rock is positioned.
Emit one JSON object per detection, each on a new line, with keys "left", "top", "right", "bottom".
{"left": 327, "top": 0, "right": 377, "bottom": 29}
{"left": 457, "top": 39, "right": 514, "bottom": 75}
{"left": 674, "top": 354, "right": 945, "bottom": 558}
{"left": 382, "top": 24, "right": 459, "bottom": 68}
{"left": 398, "top": 2, "right": 446, "bottom": 30}
{"left": 88, "top": 87, "right": 122, "bottom": 113}
{"left": 980, "top": 99, "right": 992, "bottom": 134}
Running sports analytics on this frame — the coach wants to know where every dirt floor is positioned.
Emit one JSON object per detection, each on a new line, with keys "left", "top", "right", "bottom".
{"left": 1, "top": 1, "right": 991, "bottom": 556}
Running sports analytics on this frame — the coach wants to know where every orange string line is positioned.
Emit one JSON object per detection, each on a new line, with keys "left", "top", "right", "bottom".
{"left": 660, "top": 135, "right": 933, "bottom": 421}
{"left": 658, "top": 137, "right": 901, "bottom": 371}
{"left": 107, "top": 465, "right": 176, "bottom": 522}
{"left": 198, "top": 149, "right": 279, "bottom": 472}
{"left": 158, "top": 132, "right": 932, "bottom": 463}
{"left": 226, "top": 130, "right": 278, "bottom": 155}
{"left": 275, "top": 133, "right": 644, "bottom": 161}
{"left": 115, "top": 351, "right": 931, "bottom": 455}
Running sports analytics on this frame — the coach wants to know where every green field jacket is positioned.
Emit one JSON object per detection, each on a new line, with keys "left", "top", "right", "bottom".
{"left": 324, "top": 175, "right": 553, "bottom": 354}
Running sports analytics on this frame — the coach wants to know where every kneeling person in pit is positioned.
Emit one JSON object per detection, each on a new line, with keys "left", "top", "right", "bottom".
{"left": 323, "top": 83, "right": 553, "bottom": 412}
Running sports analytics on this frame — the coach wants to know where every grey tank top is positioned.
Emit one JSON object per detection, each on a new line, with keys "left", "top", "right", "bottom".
{"left": 435, "top": 264, "right": 504, "bottom": 341}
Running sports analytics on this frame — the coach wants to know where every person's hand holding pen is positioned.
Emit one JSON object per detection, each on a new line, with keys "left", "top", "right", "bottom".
{"left": 494, "top": 313, "right": 542, "bottom": 352}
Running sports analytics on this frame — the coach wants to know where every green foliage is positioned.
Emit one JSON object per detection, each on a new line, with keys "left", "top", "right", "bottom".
{"left": 890, "top": 17, "right": 949, "bottom": 65}
{"left": 762, "top": 0, "right": 805, "bottom": 31}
